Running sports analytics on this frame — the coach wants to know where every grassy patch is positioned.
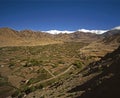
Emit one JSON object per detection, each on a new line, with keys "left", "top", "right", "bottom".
{"left": 72, "top": 60, "right": 83, "bottom": 68}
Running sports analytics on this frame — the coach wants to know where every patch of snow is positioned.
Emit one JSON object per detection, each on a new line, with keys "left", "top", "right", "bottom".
{"left": 43, "top": 29, "right": 108, "bottom": 34}
{"left": 43, "top": 30, "right": 74, "bottom": 34}
{"left": 112, "top": 26, "right": 120, "bottom": 30}
{"left": 77, "top": 29, "right": 107, "bottom": 34}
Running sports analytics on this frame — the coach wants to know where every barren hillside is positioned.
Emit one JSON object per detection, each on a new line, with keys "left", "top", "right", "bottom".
{"left": 0, "top": 27, "right": 120, "bottom": 98}
{"left": 0, "top": 27, "right": 100, "bottom": 47}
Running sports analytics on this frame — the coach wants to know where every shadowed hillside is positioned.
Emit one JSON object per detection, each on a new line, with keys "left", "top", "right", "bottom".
{"left": 79, "top": 30, "right": 120, "bottom": 59}
{"left": 69, "top": 45, "right": 120, "bottom": 98}
{"left": 0, "top": 27, "right": 120, "bottom": 98}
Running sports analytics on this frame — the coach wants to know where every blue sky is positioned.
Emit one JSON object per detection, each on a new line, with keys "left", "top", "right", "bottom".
{"left": 0, "top": 0, "right": 120, "bottom": 31}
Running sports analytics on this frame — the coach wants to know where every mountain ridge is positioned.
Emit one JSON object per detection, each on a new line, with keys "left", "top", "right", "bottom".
{"left": 0, "top": 27, "right": 120, "bottom": 47}
{"left": 43, "top": 29, "right": 107, "bottom": 34}
{"left": 0, "top": 27, "right": 99, "bottom": 47}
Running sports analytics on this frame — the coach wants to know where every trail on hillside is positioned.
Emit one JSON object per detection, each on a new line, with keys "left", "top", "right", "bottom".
{"left": 29, "top": 65, "right": 73, "bottom": 87}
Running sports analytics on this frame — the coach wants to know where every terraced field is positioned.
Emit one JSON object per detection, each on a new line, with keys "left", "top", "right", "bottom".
{"left": 0, "top": 42, "right": 91, "bottom": 97}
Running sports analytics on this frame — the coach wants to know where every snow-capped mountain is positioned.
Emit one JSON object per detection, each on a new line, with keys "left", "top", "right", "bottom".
{"left": 77, "top": 29, "right": 107, "bottom": 34}
{"left": 112, "top": 26, "right": 120, "bottom": 30}
{"left": 42, "top": 26, "right": 120, "bottom": 34}
{"left": 43, "top": 30, "right": 74, "bottom": 34}
{"left": 103, "top": 26, "right": 120, "bottom": 36}
{"left": 43, "top": 29, "right": 107, "bottom": 34}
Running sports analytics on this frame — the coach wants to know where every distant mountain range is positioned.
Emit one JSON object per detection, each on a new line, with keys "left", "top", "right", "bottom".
{"left": 43, "top": 29, "right": 107, "bottom": 34}
{"left": 1, "top": 26, "right": 120, "bottom": 35}
{"left": 70, "top": 41, "right": 120, "bottom": 98}
{"left": 43, "top": 26, "right": 120, "bottom": 34}
{"left": 0, "top": 26, "right": 120, "bottom": 47}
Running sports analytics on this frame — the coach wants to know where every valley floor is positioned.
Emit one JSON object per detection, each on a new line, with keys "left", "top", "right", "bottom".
{"left": 0, "top": 40, "right": 119, "bottom": 98}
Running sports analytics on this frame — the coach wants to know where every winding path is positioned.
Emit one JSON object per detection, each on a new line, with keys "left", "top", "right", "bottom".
{"left": 43, "top": 67, "right": 55, "bottom": 77}
{"left": 29, "top": 65, "right": 73, "bottom": 87}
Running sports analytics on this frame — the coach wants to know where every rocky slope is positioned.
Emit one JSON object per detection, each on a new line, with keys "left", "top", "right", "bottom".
{"left": 103, "top": 29, "right": 120, "bottom": 37}
{"left": 79, "top": 29, "right": 120, "bottom": 59}
{"left": 74, "top": 45, "right": 120, "bottom": 98}
{"left": 0, "top": 27, "right": 100, "bottom": 47}
{"left": 0, "top": 28, "right": 61, "bottom": 47}
{"left": 25, "top": 45, "right": 120, "bottom": 98}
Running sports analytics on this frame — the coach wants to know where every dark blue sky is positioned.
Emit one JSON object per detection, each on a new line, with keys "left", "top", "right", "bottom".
{"left": 0, "top": 0, "right": 120, "bottom": 31}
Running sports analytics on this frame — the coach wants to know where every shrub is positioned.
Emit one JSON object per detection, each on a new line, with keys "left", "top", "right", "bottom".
{"left": 40, "top": 96, "right": 45, "bottom": 98}
{"left": 24, "top": 59, "right": 43, "bottom": 67}
{"left": 73, "top": 60, "right": 82, "bottom": 68}
{"left": 18, "top": 93, "right": 25, "bottom": 98}
{"left": 27, "top": 78, "right": 36, "bottom": 85}
{"left": 24, "top": 86, "right": 36, "bottom": 94}
{"left": 58, "top": 60, "right": 65, "bottom": 64}
{"left": 37, "top": 84, "right": 43, "bottom": 89}
{"left": 9, "top": 62, "right": 15, "bottom": 67}
{"left": 11, "top": 90, "right": 21, "bottom": 97}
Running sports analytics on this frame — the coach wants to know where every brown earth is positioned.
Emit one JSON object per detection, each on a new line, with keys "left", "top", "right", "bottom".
{"left": 0, "top": 27, "right": 120, "bottom": 98}
{"left": 0, "top": 27, "right": 99, "bottom": 47}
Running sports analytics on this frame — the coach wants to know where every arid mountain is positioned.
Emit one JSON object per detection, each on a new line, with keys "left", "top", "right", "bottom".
{"left": 103, "top": 29, "right": 120, "bottom": 37}
{"left": 55, "top": 31, "right": 99, "bottom": 42}
{"left": 0, "top": 27, "right": 100, "bottom": 47}
{"left": 70, "top": 31, "right": 100, "bottom": 42}
{"left": 73, "top": 45, "right": 120, "bottom": 98}
{"left": 79, "top": 30, "right": 120, "bottom": 59}
{"left": 103, "top": 33, "right": 120, "bottom": 44}
{"left": 24, "top": 44, "right": 120, "bottom": 98}
{"left": 0, "top": 28, "right": 20, "bottom": 46}
{"left": 0, "top": 28, "right": 61, "bottom": 47}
